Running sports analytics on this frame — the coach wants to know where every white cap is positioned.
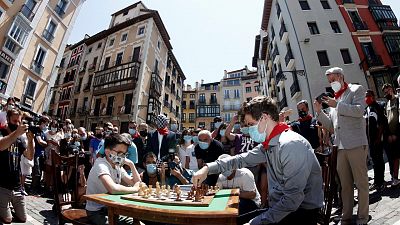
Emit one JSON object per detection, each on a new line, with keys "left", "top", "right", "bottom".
{"left": 325, "top": 67, "right": 344, "bottom": 76}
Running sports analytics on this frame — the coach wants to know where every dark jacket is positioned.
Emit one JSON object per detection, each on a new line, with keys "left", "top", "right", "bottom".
{"left": 146, "top": 131, "right": 177, "bottom": 160}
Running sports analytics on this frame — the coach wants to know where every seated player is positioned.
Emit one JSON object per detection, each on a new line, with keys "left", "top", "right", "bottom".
{"left": 216, "top": 154, "right": 261, "bottom": 224}
{"left": 86, "top": 134, "right": 142, "bottom": 225}
{"left": 166, "top": 154, "right": 194, "bottom": 187}
{"left": 140, "top": 152, "right": 166, "bottom": 186}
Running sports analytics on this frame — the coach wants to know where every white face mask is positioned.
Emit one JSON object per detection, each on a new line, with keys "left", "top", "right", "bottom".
{"left": 330, "top": 81, "right": 342, "bottom": 93}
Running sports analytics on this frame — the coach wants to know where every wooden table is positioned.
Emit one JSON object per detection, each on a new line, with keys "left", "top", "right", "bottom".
{"left": 84, "top": 189, "right": 239, "bottom": 225}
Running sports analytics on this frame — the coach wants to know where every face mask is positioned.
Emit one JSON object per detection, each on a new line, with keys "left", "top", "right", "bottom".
{"left": 42, "top": 126, "right": 48, "bottom": 132}
{"left": 74, "top": 141, "right": 81, "bottom": 147}
{"left": 198, "top": 141, "right": 209, "bottom": 150}
{"left": 330, "top": 81, "right": 342, "bottom": 93}
{"left": 109, "top": 152, "right": 126, "bottom": 166}
{"left": 105, "top": 131, "right": 112, "bottom": 136}
{"left": 240, "top": 127, "right": 249, "bottom": 135}
{"left": 80, "top": 134, "right": 87, "bottom": 140}
{"left": 365, "top": 97, "right": 374, "bottom": 105}
{"left": 51, "top": 127, "right": 57, "bottom": 133}
{"left": 385, "top": 94, "right": 392, "bottom": 100}
{"left": 214, "top": 122, "right": 221, "bottom": 129}
{"left": 233, "top": 124, "right": 241, "bottom": 130}
{"left": 146, "top": 164, "right": 157, "bottom": 174}
{"left": 219, "top": 129, "right": 226, "bottom": 136}
{"left": 96, "top": 133, "right": 103, "bottom": 139}
{"left": 139, "top": 130, "right": 147, "bottom": 137}
{"left": 171, "top": 124, "right": 178, "bottom": 131}
{"left": 249, "top": 117, "right": 267, "bottom": 143}
{"left": 192, "top": 136, "right": 199, "bottom": 144}
{"left": 8, "top": 123, "right": 18, "bottom": 131}
{"left": 129, "top": 128, "right": 136, "bottom": 135}
{"left": 298, "top": 110, "right": 308, "bottom": 118}
{"left": 222, "top": 170, "right": 233, "bottom": 177}
{"left": 64, "top": 133, "right": 72, "bottom": 139}
{"left": 183, "top": 135, "right": 192, "bottom": 143}
{"left": 5, "top": 105, "right": 14, "bottom": 111}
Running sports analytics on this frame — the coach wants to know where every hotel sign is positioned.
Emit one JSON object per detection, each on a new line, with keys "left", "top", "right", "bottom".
{"left": 0, "top": 50, "right": 14, "bottom": 64}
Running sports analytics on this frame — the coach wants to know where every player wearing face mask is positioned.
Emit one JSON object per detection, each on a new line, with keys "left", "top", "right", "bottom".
{"left": 193, "top": 96, "right": 323, "bottom": 225}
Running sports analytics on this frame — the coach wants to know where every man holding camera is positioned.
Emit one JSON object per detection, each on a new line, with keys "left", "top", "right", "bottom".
{"left": 0, "top": 108, "right": 34, "bottom": 223}
{"left": 314, "top": 67, "right": 369, "bottom": 225}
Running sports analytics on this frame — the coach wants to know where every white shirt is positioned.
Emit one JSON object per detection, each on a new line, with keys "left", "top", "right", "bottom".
{"left": 216, "top": 168, "right": 261, "bottom": 207}
{"left": 86, "top": 158, "right": 129, "bottom": 211}
{"left": 157, "top": 132, "right": 164, "bottom": 159}
{"left": 178, "top": 144, "right": 198, "bottom": 171}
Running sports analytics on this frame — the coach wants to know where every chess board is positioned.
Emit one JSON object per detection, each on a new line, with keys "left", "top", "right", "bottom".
{"left": 121, "top": 188, "right": 217, "bottom": 207}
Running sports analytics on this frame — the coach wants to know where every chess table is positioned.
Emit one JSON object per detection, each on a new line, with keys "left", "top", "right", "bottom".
{"left": 84, "top": 189, "right": 240, "bottom": 225}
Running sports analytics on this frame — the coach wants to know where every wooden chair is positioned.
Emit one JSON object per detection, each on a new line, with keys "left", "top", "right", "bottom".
{"left": 316, "top": 145, "right": 338, "bottom": 225}
{"left": 52, "top": 151, "right": 91, "bottom": 225}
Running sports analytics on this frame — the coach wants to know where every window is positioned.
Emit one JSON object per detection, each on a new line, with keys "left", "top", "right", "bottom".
{"left": 321, "top": 0, "right": 331, "bottom": 9}
{"left": 25, "top": 79, "right": 37, "bottom": 97}
{"left": 123, "top": 10, "right": 128, "bottom": 16}
{"left": 121, "top": 33, "right": 128, "bottom": 43}
{"left": 97, "top": 42, "right": 102, "bottom": 49}
{"left": 196, "top": 105, "right": 220, "bottom": 117}
{"left": 108, "top": 38, "right": 115, "bottom": 47}
{"left": 132, "top": 46, "right": 140, "bottom": 62}
{"left": 299, "top": 0, "right": 311, "bottom": 10}
{"left": 0, "top": 7, "right": 4, "bottom": 22}
{"left": 234, "top": 90, "right": 240, "bottom": 98}
{"left": 340, "top": 49, "right": 353, "bottom": 64}
{"left": 138, "top": 26, "right": 145, "bottom": 35}
{"left": 34, "top": 46, "right": 46, "bottom": 66}
{"left": 7, "top": 16, "right": 31, "bottom": 46}
{"left": 190, "top": 94, "right": 195, "bottom": 99}
{"left": 210, "top": 93, "right": 217, "bottom": 103}
{"left": 224, "top": 90, "right": 230, "bottom": 99}
{"left": 189, "top": 100, "right": 195, "bottom": 109}
{"left": 330, "top": 21, "right": 341, "bottom": 33}
{"left": 88, "top": 47, "right": 92, "bottom": 53}
{"left": 246, "top": 87, "right": 252, "bottom": 93}
{"left": 154, "top": 59, "right": 159, "bottom": 73}
{"left": 182, "top": 113, "right": 186, "bottom": 122}
{"left": 0, "top": 61, "right": 10, "bottom": 79}
{"left": 198, "top": 122, "right": 205, "bottom": 128}
{"left": 157, "top": 40, "right": 161, "bottom": 49}
{"left": 199, "top": 93, "right": 205, "bottom": 103}
{"left": 307, "top": 22, "right": 320, "bottom": 34}
{"left": 317, "top": 51, "right": 330, "bottom": 66}
{"left": 55, "top": 0, "right": 68, "bottom": 17}
{"left": 104, "top": 56, "right": 110, "bottom": 69}
{"left": 43, "top": 20, "right": 57, "bottom": 42}
{"left": 116, "top": 52, "right": 123, "bottom": 65}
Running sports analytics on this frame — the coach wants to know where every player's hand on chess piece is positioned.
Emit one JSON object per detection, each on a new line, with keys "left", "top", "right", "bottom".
{"left": 192, "top": 166, "right": 209, "bottom": 188}
{"left": 133, "top": 181, "right": 146, "bottom": 192}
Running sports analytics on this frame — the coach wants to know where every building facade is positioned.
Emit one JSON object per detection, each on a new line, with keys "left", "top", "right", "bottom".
{"left": 195, "top": 81, "right": 220, "bottom": 130}
{"left": 182, "top": 84, "right": 196, "bottom": 130}
{"left": 0, "top": 0, "right": 85, "bottom": 113}
{"left": 255, "top": 0, "right": 368, "bottom": 120}
{"left": 48, "top": 2, "right": 185, "bottom": 131}
{"left": 335, "top": 0, "right": 400, "bottom": 97}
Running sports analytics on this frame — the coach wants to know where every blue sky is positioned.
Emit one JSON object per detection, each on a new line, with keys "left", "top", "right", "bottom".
{"left": 68, "top": 0, "right": 400, "bottom": 86}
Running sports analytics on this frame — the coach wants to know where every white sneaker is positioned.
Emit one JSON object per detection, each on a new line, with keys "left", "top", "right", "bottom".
{"left": 391, "top": 179, "right": 400, "bottom": 186}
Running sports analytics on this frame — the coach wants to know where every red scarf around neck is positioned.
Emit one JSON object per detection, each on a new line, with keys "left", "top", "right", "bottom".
{"left": 298, "top": 114, "right": 313, "bottom": 122}
{"left": 132, "top": 132, "right": 140, "bottom": 139}
{"left": 334, "top": 82, "right": 349, "bottom": 99}
{"left": 157, "top": 127, "right": 169, "bottom": 136}
{"left": 262, "top": 123, "right": 291, "bottom": 149}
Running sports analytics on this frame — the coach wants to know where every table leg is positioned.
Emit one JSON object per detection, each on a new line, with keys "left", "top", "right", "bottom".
{"left": 108, "top": 207, "right": 116, "bottom": 225}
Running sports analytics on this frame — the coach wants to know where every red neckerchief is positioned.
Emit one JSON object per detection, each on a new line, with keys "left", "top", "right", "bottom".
{"left": 262, "top": 123, "right": 291, "bottom": 149}
{"left": 334, "top": 82, "right": 349, "bottom": 99}
{"left": 157, "top": 127, "right": 169, "bottom": 136}
{"left": 298, "top": 114, "right": 313, "bottom": 122}
{"left": 132, "top": 132, "right": 140, "bottom": 139}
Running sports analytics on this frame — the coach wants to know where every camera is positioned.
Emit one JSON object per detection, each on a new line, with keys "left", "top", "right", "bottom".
{"left": 22, "top": 119, "right": 39, "bottom": 134}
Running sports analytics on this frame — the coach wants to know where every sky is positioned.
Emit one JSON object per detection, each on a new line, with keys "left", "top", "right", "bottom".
{"left": 68, "top": 0, "right": 400, "bottom": 86}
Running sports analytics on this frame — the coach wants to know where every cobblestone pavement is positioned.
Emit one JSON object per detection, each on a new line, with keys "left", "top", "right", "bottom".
{"left": 3, "top": 163, "right": 400, "bottom": 225}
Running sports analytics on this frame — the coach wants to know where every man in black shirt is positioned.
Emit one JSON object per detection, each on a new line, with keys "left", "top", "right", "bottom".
{"left": 194, "top": 130, "right": 224, "bottom": 186}
{"left": 0, "top": 109, "right": 34, "bottom": 223}
{"left": 364, "top": 90, "right": 386, "bottom": 190}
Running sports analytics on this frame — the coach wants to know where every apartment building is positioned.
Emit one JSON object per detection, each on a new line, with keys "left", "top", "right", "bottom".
{"left": 255, "top": 0, "right": 367, "bottom": 120}
{"left": 336, "top": 0, "right": 400, "bottom": 97}
{"left": 242, "top": 70, "right": 261, "bottom": 102}
{"left": 195, "top": 81, "right": 221, "bottom": 130}
{"left": 182, "top": 84, "right": 196, "bottom": 130}
{"left": 0, "top": 0, "right": 85, "bottom": 113}
{"left": 48, "top": 2, "right": 185, "bottom": 131}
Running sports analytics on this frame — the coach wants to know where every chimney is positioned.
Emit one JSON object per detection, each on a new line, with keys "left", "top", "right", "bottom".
{"left": 224, "top": 70, "right": 227, "bottom": 79}
{"left": 201, "top": 79, "right": 204, "bottom": 85}
{"left": 187, "top": 84, "right": 192, "bottom": 91}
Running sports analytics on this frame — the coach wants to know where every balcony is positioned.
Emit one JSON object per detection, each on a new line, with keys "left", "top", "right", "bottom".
{"left": 74, "top": 85, "right": 81, "bottom": 93}
{"left": 378, "top": 22, "right": 400, "bottom": 31}
{"left": 63, "top": 74, "right": 75, "bottom": 84}
{"left": 189, "top": 104, "right": 195, "bottom": 109}
{"left": 20, "top": 4, "right": 35, "bottom": 22}
{"left": 365, "top": 55, "right": 384, "bottom": 68}
{"left": 189, "top": 119, "right": 195, "bottom": 123}
{"left": 275, "top": 71, "right": 285, "bottom": 84}
{"left": 88, "top": 64, "right": 96, "bottom": 72}
{"left": 93, "top": 61, "right": 140, "bottom": 96}
{"left": 210, "top": 99, "right": 218, "bottom": 105}
{"left": 106, "top": 107, "right": 113, "bottom": 116}
{"left": 54, "top": 4, "right": 66, "bottom": 17}
{"left": 198, "top": 99, "right": 206, "bottom": 105}
{"left": 272, "top": 47, "right": 280, "bottom": 63}
{"left": 149, "top": 71, "right": 162, "bottom": 98}
{"left": 83, "top": 83, "right": 90, "bottom": 92}
{"left": 176, "top": 95, "right": 181, "bottom": 101}
{"left": 342, "top": 0, "right": 355, "bottom": 4}
{"left": 164, "top": 100, "right": 170, "bottom": 108}
{"left": 42, "top": 29, "right": 54, "bottom": 43}
{"left": 279, "top": 25, "right": 288, "bottom": 42}
{"left": 353, "top": 21, "right": 369, "bottom": 31}
{"left": 290, "top": 80, "right": 301, "bottom": 98}
{"left": 79, "top": 66, "right": 86, "bottom": 74}
{"left": 369, "top": 5, "right": 398, "bottom": 23}
{"left": 30, "top": 61, "right": 44, "bottom": 75}
{"left": 285, "top": 50, "right": 294, "bottom": 69}
{"left": 223, "top": 105, "right": 241, "bottom": 111}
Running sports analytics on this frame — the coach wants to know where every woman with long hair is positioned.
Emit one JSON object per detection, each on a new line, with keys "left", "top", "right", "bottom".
{"left": 178, "top": 129, "right": 197, "bottom": 171}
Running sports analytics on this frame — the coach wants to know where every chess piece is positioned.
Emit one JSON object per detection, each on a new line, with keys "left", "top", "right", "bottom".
{"left": 138, "top": 183, "right": 144, "bottom": 196}
{"left": 166, "top": 185, "right": 171, "bottom": 198}
{"left": 194, "top": 190, "right": 200, "bottom": 202}
{"left": 176, "top": 187, "right": 182, "bottom": 201}
{"left": 149, "top": 185, "right": 153, "bottom": 194}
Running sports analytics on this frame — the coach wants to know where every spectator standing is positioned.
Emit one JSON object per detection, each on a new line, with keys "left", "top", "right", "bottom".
{"left": 178, "top": 129, "right": 197, "bottom": 171}
{"left": 0, "top": 108, "right": 35, "bottom": 223}
{"left": 31, "top": 116, "right": 49, "bottom": 193}
{"left": 314, "top": 67, "right": 369, "bottom": 225}
{"left": 0, "top": 97, "right": 16, "bottom": 128}
{"left": 382, "top": 83, "right": 400, "bottom": 186}
{"left": 129, "top": 120, "right": 146, "bottom": 170}
{"left": 291, "top": 100, "right": 320, "bottom": 150}
{"left": 211, "top": 116, "right": 222, "bottom": 138}
{"left": 89, "top": 127, "right": 103, "bottom": 165}
{"left": 364, "top": 90, "right": 386, "bottom": 191}
{"left": 146, "top": 115, "right": 177, "bottom": 160}
{"left": 215, "top": 123, "right": 234, "bottom": 155}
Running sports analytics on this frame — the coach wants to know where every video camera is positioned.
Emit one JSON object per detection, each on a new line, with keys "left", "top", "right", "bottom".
{"left": 160, "top": 148, "right": 177, "bottom": 170}
{"left": 22, "top": 118, "right": 39, "bottom": 135}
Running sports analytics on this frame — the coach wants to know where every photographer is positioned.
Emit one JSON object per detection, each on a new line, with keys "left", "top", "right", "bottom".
{"left": 32, "top": 116, "right": 49, "bottom": 193}
{"left": 166, "top": 154, "right": 193, "bottom": 187}
{"left": 140, "top": 152, "right": 166, "bottom": 186}
{"left": 0, "top": 108, "right": 34, "bottom": 223}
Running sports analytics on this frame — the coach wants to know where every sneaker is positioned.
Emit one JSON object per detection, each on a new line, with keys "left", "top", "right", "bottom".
{"left": 369, "top": 183, "right": 385, "bottom": 191}
{"left": 391, "top": 179, "right": 400, "bottom": 187}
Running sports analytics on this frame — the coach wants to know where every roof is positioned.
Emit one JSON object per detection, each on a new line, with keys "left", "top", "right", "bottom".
{"left": 201, "top": 82, "right": 220, "bottom": 86}
{"left": 261, "top": 0, "right": 273, "bottom": 30}
{"left": 111, "top": 1, "right": 143, "bottom": 16}
{"left": 252, "top": 35, "right": 261, "bottom": 67}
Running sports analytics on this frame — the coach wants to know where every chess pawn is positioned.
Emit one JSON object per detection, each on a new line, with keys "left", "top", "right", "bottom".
{"left": 138, "top": 184, "right": 144, "bottom": 196}
{"left": 166, "top": 188, "right": 171, "bottom": 198}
